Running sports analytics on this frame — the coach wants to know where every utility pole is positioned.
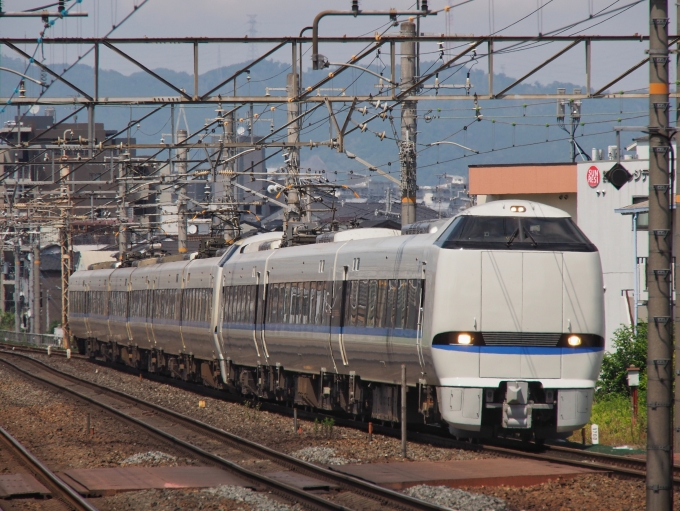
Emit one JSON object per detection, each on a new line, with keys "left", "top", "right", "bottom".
{"left": 177, "top": 128, "right": 188, "bottom": 254}
{"left": 283, "top": 69, "right": 301, "bottom": 243}
{"left": 32, "top": 243, "right": 40, "bottom": 334}
{"left": 45, "top": 289, "right": 50, "bottom": 335}
{"left": 222, "top": 108, "right": 239, "bottom": 241}
{"left": 59, "top": 163, "right": 73, "bottom": 348}
{"left": 400, "top": 21, "right": 417, "bottom": 227}
{"left": 674, "top": 0, "right": 680, "bottom": 458}
{"left": 118, "top": 159, "right": 128, "bottom": 260}
{"left": 177, "top": 202, "right": 187, "bottom": 254}
{"left": 647, "top": 0, "right": 673, "bottom": 508}
{"left": 14, "top": 239, "right": 20, "bottom": 333}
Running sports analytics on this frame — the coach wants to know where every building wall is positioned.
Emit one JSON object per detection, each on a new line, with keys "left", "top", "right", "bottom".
{"left": 576, "top": 159, "right": 650, "bottom": 348}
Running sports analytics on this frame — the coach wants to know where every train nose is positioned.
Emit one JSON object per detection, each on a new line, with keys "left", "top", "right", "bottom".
{"left": 480, "top": 251, "right": 564, "bottom": 379}
{"left": 481, "top": 251, "right": 564, "bottom": 333}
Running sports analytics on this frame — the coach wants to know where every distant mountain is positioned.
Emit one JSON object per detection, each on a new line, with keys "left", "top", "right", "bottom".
{"left": 0, "top": 54, "right": 646, "bottom": 185}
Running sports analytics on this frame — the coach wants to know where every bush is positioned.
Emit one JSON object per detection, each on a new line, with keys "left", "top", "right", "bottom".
{"left": 0, "top": 311, "right": 15, "bottom": 330}
{"left": 598, "top": 322, "right": 647, "bottom": 395}
{"left": 587, "top": 392, "right": 646, "bottom": 446}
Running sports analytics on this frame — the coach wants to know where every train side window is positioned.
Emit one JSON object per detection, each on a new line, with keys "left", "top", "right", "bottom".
{"left": 313, "top": 283, "right": 319, "bottom": 325}
{"left": 314, "top": 282, "right": 321, "bottom": 325}
{"left": 357, "top": 280, "right": 369, "bottom": 327}
{"left": 237, "top": 285, "right": 243, "bottom": 322}
{"left": 249, "top": 285, "right": 256, "bottom": 323}
{"left": 222, "top": 287, "right": 229, "bottom": 323}
{"left": 267, "top": 284, "right": 274, "bottom": 323}
{"left": 348, "top": 280, "right": 359, "bottom": 327}
{"left": 184, "top": 289, "right": 191, "bottom": 322}
{"left": 366, "top": 280, "right": 377, "bottom": 328}
{"left": 406, "top": 279, "right": 421, "bottom": 330}
{"left": 308, "top": 282, "right": 317, "bottom": 325}
{"left": 247, "top": 285, "right": 253, "bottom": 323}
{"left": 395, "top": 280, "right": 408, "bottom": 329}
{"left": 228, "top": 286, "right": 235, "bottom": 323}
{"left": 295, "top": 282, "right": 305, "bottom": 325}
{"left": 302, "top": 282, "right": 310, "bottom": 325}
{"left": 181, "top": 289, "right": 188, "bottom": 322}
{"left": 228, "top": 287, "right": 235, "bottom": 323}
{"left": 282, "top": 283, "right": 291, "bottom": 323}
{"left": 375, "top": 279, "right": 387, "bottom": 329}
{"left": 290, "top": 282, "right": 297, "bottom": 324}
{"left": 386, "top": 280, "right": 398, "bottom": 329}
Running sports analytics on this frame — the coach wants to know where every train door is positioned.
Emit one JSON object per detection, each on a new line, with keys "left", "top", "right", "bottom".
{"left": 106, "top": 275, "right": 113, "bottom": 341}
{"left": 415, "top": 262, "right": 427, "bottom": 369}
{"left": 327, "top": 266, "right": 349, "bottom": 368}
{"left": 148, "top": 276, "right": 157, "bottom": 346}
{"left": 125, "top": 277, "right": 132, "bottom": 342}
{"left": 255, "top": 271, "right": 270, "bottom": 362}
{"left": 84, "top": 280, "right": 92, "bottom": 338}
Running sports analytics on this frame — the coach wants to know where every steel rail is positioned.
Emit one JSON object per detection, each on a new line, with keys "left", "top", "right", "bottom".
{"left": 0, "top": 350, "right": 449, "bottom": 511}
{"left": 0, "top": 425, "right": 99, "bottom": 511}
{"left": 2, "top": 344, "right": 676, "bottom": 484}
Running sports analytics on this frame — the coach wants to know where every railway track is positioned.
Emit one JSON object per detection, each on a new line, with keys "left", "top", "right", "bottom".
{"left": 3, "top": 343, "right": 679, "bottom": 488}
{"left": 0, "top": 349, "right": 447, "bottom": 511}
{"left": 0, "top": 423, "right": 98, "bottom": 511}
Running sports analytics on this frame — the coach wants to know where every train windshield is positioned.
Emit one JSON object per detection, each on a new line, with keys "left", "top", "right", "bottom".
{"left": 436, "top": 215, "right": 597, "bottom": 252}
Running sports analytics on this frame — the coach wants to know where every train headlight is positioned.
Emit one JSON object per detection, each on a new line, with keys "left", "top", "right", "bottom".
{"left": 567, "top": 335, "right": 582, "bottom": 347}
{"left": 510, "top": 205, "right": 526, "bottom": 213}
{"left": 457, "top": 333, "right": 472, "bottom": 345}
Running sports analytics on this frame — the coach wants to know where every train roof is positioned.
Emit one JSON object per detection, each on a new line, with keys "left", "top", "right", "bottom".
{"left": 459, "top": 200, "right": 570, "bottom": 218}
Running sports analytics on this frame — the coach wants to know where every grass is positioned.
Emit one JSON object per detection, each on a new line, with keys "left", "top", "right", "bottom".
{"left": 568, "top": 392, "right": 646, "bottom": 447}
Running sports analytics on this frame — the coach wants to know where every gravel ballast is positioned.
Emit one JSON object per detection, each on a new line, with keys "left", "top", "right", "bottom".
{"left": 15, "top": 352, "right": 680, "bottom": 510}
{"left": 404, "top": 484, "right": 506, "bottom": 511}
{"left": 291, "top": 446, "right": 360, "bottom": 465}
{"left": 26, "top": 353, "right": 488, "bottom": 465}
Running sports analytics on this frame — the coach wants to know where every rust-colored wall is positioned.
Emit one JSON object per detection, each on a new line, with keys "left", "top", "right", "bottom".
{"left": 469, "top": 164, "right": 576, "bottom": 195}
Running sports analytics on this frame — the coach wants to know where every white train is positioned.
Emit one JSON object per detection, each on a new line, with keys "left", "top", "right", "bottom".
{"left": 69, "top": 200, "right": 605, "bottom": 440}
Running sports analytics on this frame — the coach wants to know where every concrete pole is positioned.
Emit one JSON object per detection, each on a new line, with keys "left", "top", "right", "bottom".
{"left": 177, "top": 202, "right": 188, "bottom": 254}
{"left": 674, "top": 0, "right": 680, "bottom": 458}
{"left": 647, "top": 0, "right": 673, "bottom": 508}
{"left": 87, "top": 104, "right": 94, "bottom": 159}
{"left": 401, "top": 364, "right": 407, "bottom": 458}
{"left": 33, "top": 244, "right": 40, "bottom": 334}
{"left": 177, "top": 129, "right": 188, "bottom": 254}
{"left": 14, "top": 241, "right": 20, "bottom": 333}
{"left": 118, "top": 160, "right": 128, "bottom": 260}
{"left": 284, "top": 70, "right": 301, "bottom": 242}
{"left": 45, "top": 289, "right": 50, "bottom": 334}
{"left": 400, "top": 21, "right": 417, "bottom": 227}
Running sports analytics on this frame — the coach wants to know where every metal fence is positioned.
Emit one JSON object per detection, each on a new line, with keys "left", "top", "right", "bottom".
{"left": 0, "top": 330, "right": 62, "bottom": 348}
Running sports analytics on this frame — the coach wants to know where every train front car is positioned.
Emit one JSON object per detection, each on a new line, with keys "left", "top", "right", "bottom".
{"left": 428, "top": 200, "right": 604, "bottom": 441}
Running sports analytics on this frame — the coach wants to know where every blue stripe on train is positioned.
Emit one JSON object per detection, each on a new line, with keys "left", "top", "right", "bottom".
{"left": 223, "top": 322, "right": 418, "bottom": 339}
{"left": 431, "top": 345, "right": 603, "bottom": 354}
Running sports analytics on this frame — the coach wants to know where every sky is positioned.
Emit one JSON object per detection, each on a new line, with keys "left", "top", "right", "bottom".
{"left": 0, "top": 0, "right": 658, "bottom": 92}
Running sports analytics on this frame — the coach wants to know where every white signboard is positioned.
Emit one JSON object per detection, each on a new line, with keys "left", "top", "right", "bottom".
{"left": 591, "top": 424, "right": 599, "bottom": 445}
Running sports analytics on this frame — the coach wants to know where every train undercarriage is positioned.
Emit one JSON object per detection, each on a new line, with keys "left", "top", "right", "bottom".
{"left": 77, "top": 338, "right": 571, "bottom": 443}
{"left": 78, "top": 338, "right": 440, "bottom": 426}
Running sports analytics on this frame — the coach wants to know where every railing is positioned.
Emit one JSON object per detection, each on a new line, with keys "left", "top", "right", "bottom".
{"left": 0, "top": 330, "right": 62, "bottom": 348}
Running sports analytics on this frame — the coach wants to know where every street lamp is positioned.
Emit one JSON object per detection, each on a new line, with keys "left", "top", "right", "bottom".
{"left": 427, "top": 140, "right": 479, "bottom": 154}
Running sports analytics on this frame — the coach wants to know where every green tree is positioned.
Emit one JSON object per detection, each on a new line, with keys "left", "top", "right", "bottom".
{"left": 0, "top": 312, "right": 15, "bottom": 330}
{"left": 598, "top": 322, "right": 647, "bottom": 396}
